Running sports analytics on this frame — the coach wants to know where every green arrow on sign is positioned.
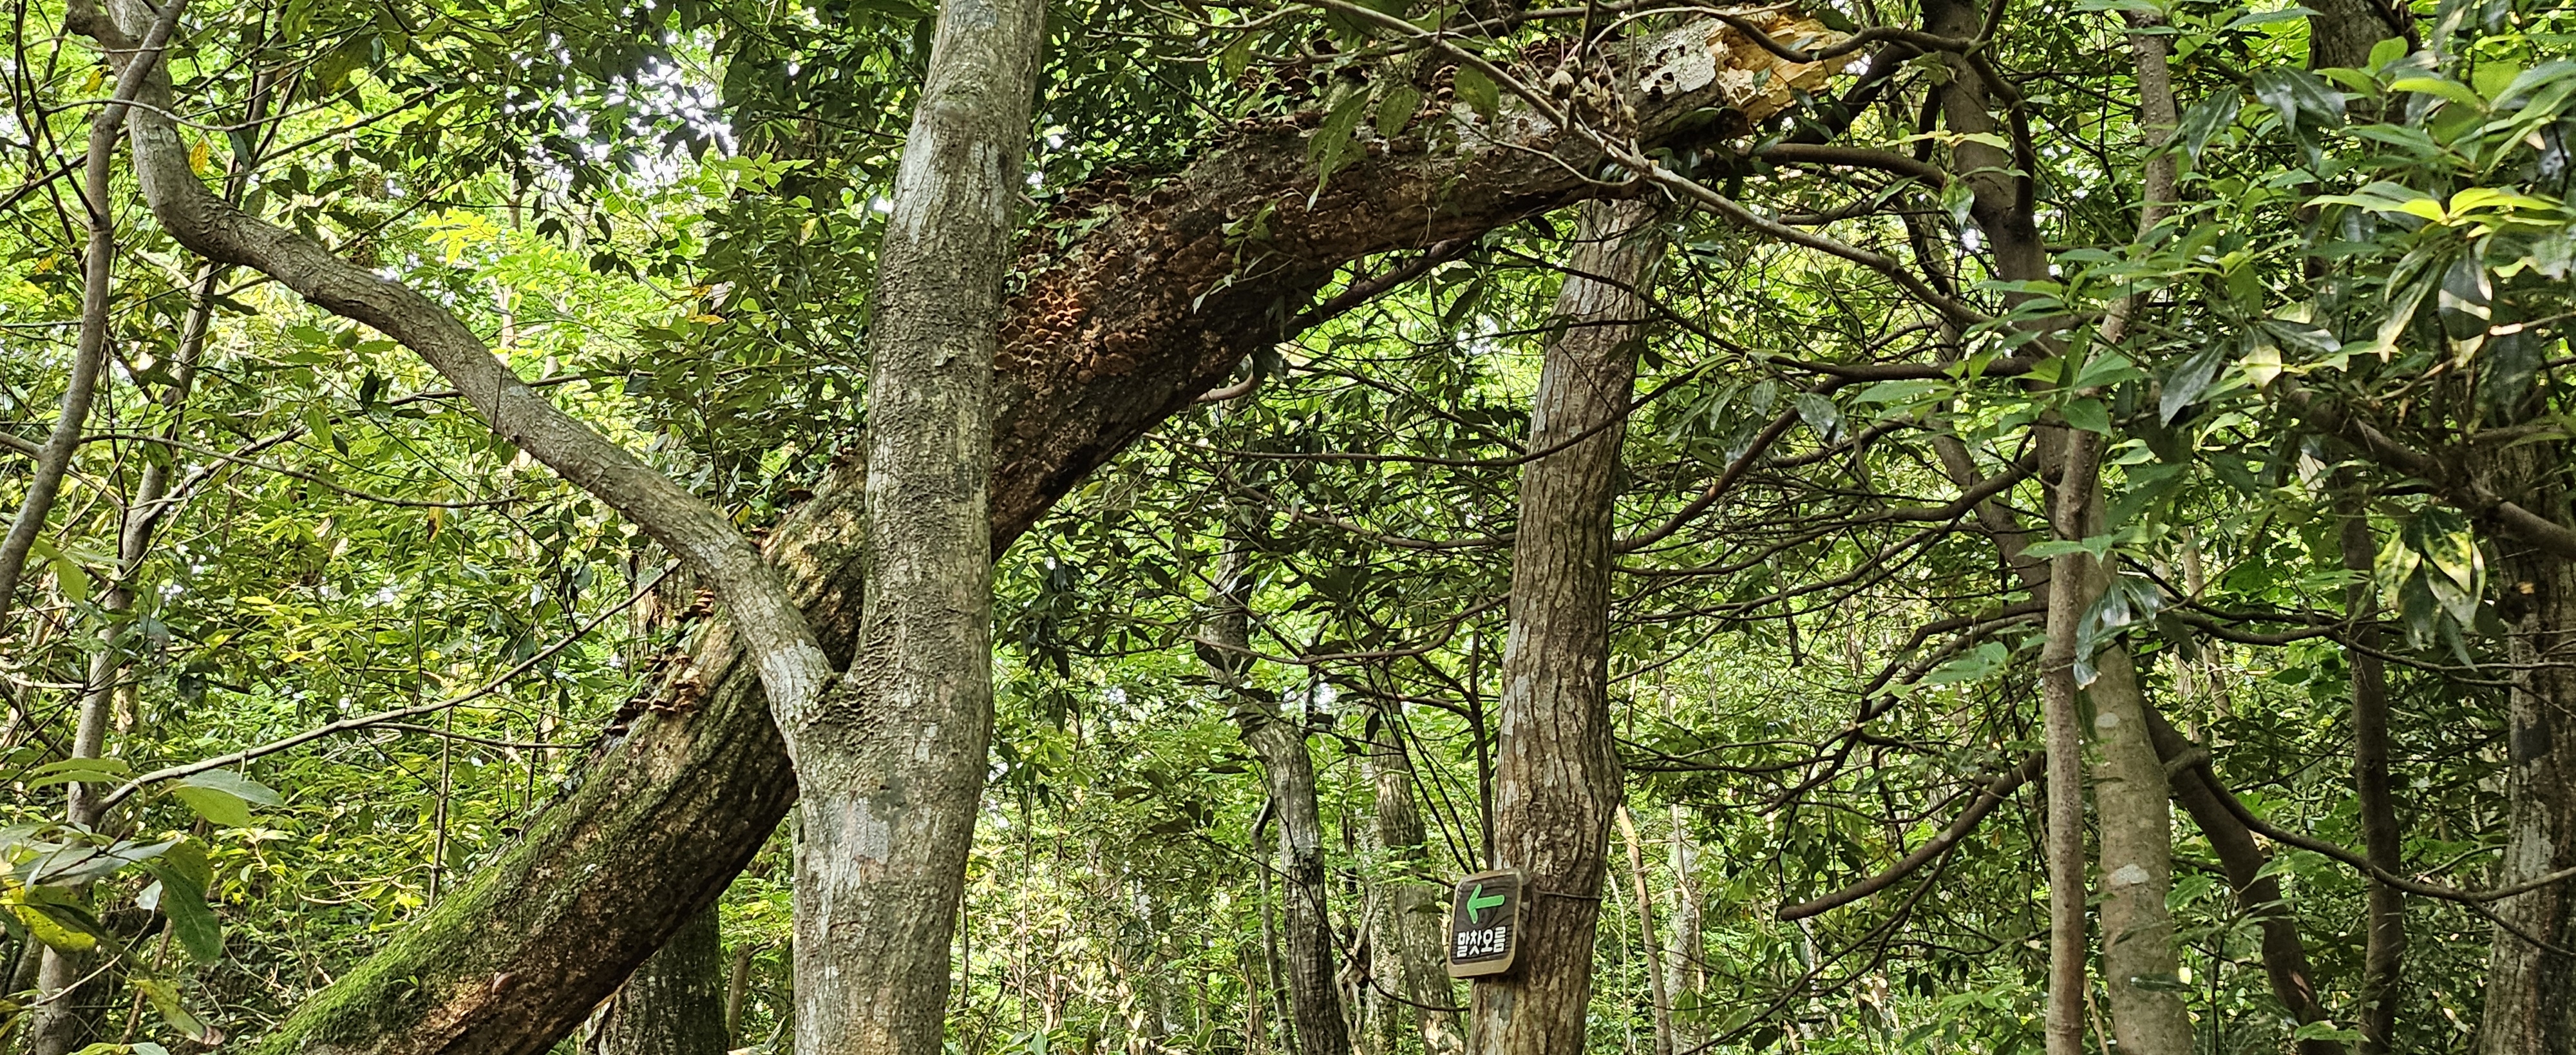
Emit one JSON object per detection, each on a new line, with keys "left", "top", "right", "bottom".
{"left": 1465, "top": 884, "right": 1506, "bottom": 924}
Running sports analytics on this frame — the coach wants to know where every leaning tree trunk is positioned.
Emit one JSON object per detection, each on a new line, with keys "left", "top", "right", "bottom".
{"left": 1202, "top": 546, "right": 1350, "bottom": 1055}
{"left": 79, "top": 13, "right": 1835, "bottom": 1051}
{"left": 788, "top": 0, "right": 1043, "bottom": 1047}
{"left": 1366, "top": 698, "right": 1463, "bottom": 1055}
{"left": 1467, "top": 198, "right": 1663, "bottom": 1055}
{"left": 589, "top": 907, "right": 728, "bottom": 1055}
{"left": 2142, "top": 709, "right": 2343, "bottom": 1051}
{"left": 2478, "top": 444, "right": 2576, "bottom": 1054}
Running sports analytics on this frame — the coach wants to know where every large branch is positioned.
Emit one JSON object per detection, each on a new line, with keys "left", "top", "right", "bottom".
{"left": 91, "top": 0, "right": 839, "bottom": 734}
{"left": 207, "top": 14, "right": 1850, "bottom": 1055}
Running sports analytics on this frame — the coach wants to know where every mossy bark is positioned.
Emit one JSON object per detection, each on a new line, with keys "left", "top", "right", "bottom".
{"left": 235, "top": 22, "right": 1839, "bottom": 1052}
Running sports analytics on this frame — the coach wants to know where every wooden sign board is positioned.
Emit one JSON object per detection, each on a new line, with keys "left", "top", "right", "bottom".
{"left": 1446, "top": 868, "right": 1524, "bottom": 979}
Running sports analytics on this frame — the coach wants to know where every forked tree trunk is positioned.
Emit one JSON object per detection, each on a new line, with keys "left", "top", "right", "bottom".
{"left": 1367, "top": 696, "right": 1464, "bottom": 1055}
{"left": 591, "top": 907, "right": 728, "bottom": 1055}
{"left": 1203, "top": 547, "right": 1351, "bottom": 1055}
{"left": 85, "top": 14, "right": 1833, "bottom": 1050}
{"left": 788, "top": 0, "right": 1043, "bottom": 1045}
{"left": 1467, "top": 198, "right": 1662, "bottom": 1055}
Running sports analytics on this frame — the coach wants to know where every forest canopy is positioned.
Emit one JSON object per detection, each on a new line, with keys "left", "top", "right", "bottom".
{"left": 3, "top": 0, "right": 2575, "bottom": 1050}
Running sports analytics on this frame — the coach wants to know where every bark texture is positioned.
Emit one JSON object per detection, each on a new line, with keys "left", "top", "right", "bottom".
{"left": 1367, "top": 698, "right": 1463, "bottom": 1055}
{"left": 2477, "top": 446, "right": 2576, "bottom": 1054}
{"left": 24, "top": 4, "right": 192, "bottom": 1047}
{"left": 1467, "top": 198, "right": 1662, "bottom": 1055}
{"left": 788, "top": 0, "right": 1041, "bottom": 1047}
{"left": 589, "top": 907, "right": 728, "bottom": 1055}
{"left": 1204, "top": 547, "right": 1350, "bottom": 1055}
{"left": 111, "top": 17, "right": 1835, "bottom": 1053}
{"left": 2084, "top": 643, "right": 2192, "bottom": 1055}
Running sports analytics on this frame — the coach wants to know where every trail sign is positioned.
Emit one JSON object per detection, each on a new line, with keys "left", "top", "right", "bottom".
{"left": 1446, "top": 868, "right": 1524, "bottom": 978}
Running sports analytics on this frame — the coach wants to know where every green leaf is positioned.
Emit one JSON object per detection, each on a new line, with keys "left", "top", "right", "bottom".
{"left": 172, "top": 786, "right": 254, "bottom": 828}
{"left": 26, "top": 757, "right": 133, "bottom": 788}
{"left": 178, "top": 769, "right": 282, "bottom": 806}
{"left": 1374, "top": 85, "right": 1423, "bottom": 138}
{"left": 9, "top": 902, "right": 99, "bottom": 952}
{"left": 2159, "top": 346, "right": 2226, "bottom": 424}
{"left": 2222, "top": 6, "right": 2318, "bottom": 28}
{"left": 1452, "top": 66, "right": 1499, "bottom": 124}
{"left": 130, "top": 976, "right": 218, "bottom": 1043}
{"left": 2171, "top": 93, "right": 2241, "bottom": 162}
{"left": 2061, "top": 397, "right": 2112, "bottom": 434}
{"left": 142, "top": 861, "right": 223, "bottom": 964}
{"left": 2390, "top": 76, "right": 2486, "bottom": 111}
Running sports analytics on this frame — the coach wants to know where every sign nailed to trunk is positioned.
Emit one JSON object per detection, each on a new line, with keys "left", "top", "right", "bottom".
{"left": 1446, "top": 868, "right": 1524, "bottom": 978}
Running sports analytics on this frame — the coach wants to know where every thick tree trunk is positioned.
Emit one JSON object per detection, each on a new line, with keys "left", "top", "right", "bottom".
{"left": 2339, "top": 495, "right": 2406, "bottom": 1054}
{"left": 1204, "top": 547, "right": 1351, "bottom": 1055}
{"left": 97, "top": 19, "right": 1835, "bottom": 1053}
{"left": 1367, "top": 698, "right": 1464, "bottom": 1055}
{"left": 590, "top": 907, "right": 728, "bottom": 1055}
{"left": 789, "top": 0, "right": 1040, "bottom": 1047}
{"left": 1466, "top": 198, "right": 1662, "bottom": 1055}
{"left": 2478, "top": 460, "right": 2576, "bottom": 1052}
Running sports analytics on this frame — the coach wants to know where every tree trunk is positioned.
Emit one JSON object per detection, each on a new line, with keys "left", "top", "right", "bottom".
{"left": 1662, "top": 805, "right": 1701, "bottom": 1049}
{"left": 1615, "top": 807, "right": 1675, "bottom": 1055}
{"left": 591, "top": 906, "right": 728, "bottom": 1055}
{"left": 2034, "top": 427, "right": 2098, "bottom": 1055}
{"left": 2307, "top": 0, "right": 2411, "bottom": 70}
{"left": 788, "top": 0, "right": 1042, "bottom": 1047}
{"left": 2085, "top": 643, "right": 2192, "bottom": 1055}
{"left": 2141, "top": 709, "right": 2344, "bottom": 1053}
{"left": 2339, "top": 493, "right": 2406, "bottom": 1054}
{"left": 2478, "top": 461, "right": 2576, "bottom": 1053}
{"left": 1467, "top": 198, "right": 1662, "bottom": 1055}
{"left": 1204, "top": 547, "right": 1351, "bottom": 1055}
{"left": 1367, "top": 697, "right": 1464, "bottom": 1055}
{"left": 112, "top": 19, "right": 1836, "bottom": 1052}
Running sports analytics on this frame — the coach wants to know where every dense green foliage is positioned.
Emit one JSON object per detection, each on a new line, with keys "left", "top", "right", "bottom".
{"left": 4, "top": 0, "right": 2575, "bottom": 1048}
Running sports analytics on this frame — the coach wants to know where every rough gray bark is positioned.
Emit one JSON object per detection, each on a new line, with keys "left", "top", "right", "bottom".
{"left": 2307, "top": 0, "right": 2411, "bottom": 70}
{"left": 1467, "top": 198, "right": 1662, "bottom": 1055}
{"left": 1202, "top": 547, "right": 1350, "bottom": 1055}
{"left": 2477, "top": 443, "right": 2576, "bottom": 1055}
{"left": 1365, "top": 698, "right": 1463, "bottom": 1055}
{"left": 787, "top": 0, "right": 1042, "bottom": 1047}
{"left": 2340, "top": 495, "right": 2405, "bottom": 1054}
{"left": 589, "top": 907, "right": 728, "bottom": 1055}
{"left": 86, "top": 17, "right": 1832, "bottom": 1053}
